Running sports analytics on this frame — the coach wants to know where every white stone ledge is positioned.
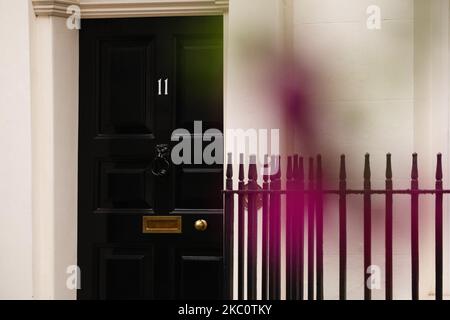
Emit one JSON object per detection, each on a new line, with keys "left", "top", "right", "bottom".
{"left": 32, "top": 0, "right": 229, "bottom": 18}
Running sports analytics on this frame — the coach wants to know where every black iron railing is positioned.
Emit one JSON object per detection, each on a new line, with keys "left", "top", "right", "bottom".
{"left": 223, "top": 153, "right": 448, "bottom": 300}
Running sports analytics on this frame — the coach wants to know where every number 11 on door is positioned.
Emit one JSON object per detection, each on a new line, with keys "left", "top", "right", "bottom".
{"left": 158, "top": 78, "right": 168, "bottom": 96}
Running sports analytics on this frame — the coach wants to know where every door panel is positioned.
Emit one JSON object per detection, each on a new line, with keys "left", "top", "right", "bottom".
{"left": 99, "top": 38, "right": 156, "bottom": 135}
{"left": 175, "top": 35, "right": 223, "bottom": 132}
{"left": 177, "top": 252, "right": 223, "bottom": 300}
{"left": 78, "top": 17, "right": 223, "bottom": 300}
{"left": 97, "top": 159, "right": 154, "bottom": 209}
{"left": 173, "top": 35, "right": 223, "bottom": 210}
{"left": 98, "top": 247, "right": 154, "bottom": 300}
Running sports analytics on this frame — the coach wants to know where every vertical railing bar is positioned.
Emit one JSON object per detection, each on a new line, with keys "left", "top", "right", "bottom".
{"left": 224, "top": 153, "right": 234, "bottom": 299}
{"left": 262, "top": 155, "right": 270, "bottom": 300}
{"left": 363, "top": 153, "right": 372, "bottom": 300}
{"left": 307, "top": 157, "right": 315, "bottom": 300}
{"left": 339, "top": 155, "right": 347, "bottom": 300}
{"left": 411, "top": 153, "right": 419, "bottom": 300}
{"left": 385, "top": 153, "right": 393, "bottom": 300}
{"left": 247, "top": 155, "right": 258, "bottom": 300}
{"left": 269, "top": 155, "right": 281, "bottom": 300}
{"left": 435, "top": 153, "right": 443, "bottom": 301}
{"left": 297, "top": 156, "right": 305, "bottom": 300}
{"left": 292, "top": 155, "right": 300, "bottom": 300}
{"left": 316, "top": 155, "right": 324, "bottom": 300}
{"left": 269, "top": 157, "right": 275, "bottom": 299}
{"left": 274, "top": 156, "right": 281, "bottom": 300}
{"left": 286, "top": 156, "right": 294, "bottom": 300}
{"left": 238, "top": 154, "right": 245, "bottom": 300}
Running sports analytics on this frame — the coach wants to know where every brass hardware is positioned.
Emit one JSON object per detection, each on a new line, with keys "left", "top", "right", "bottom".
{"left": 142, "top": 216, "right": 182, "bottom": 234}
{"left": 194, "top": 219, "right": 208, "bottom": 232}
{"left": 151, "top": 144, "right": 170, "bottom": 177}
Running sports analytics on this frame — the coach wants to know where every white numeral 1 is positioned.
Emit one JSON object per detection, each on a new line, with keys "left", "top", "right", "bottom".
{"left": 158, "top": 78, "right": 169, "bottom": 96}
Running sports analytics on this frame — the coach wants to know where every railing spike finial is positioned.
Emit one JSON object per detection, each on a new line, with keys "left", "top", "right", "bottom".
{"left": 317, "top": 154, "right": 323, "bottom": 180}
{"left": 239, "top": 153, "right": 244, "bottom": 180}
{"left": 436, "top": 153, "right": 443, "bottom": 180}
{"left": 287, "top": 156, "right": 293, "bottom": 180}
{"left": 226, "top": 152, "right": 233, "bottom": 178}
{"left": 308, "top": 157, "right": 314, "bottom": 180}
{"left": 269, "top": 155, "right": 280, "bottom": 180}
{"left": 411, "top": 153, "right": 418, "bottom": 179}
{"left": 293, "top": 154, "right": 300, "bottom": 180}
{"left": 340, "top": 155, "right": 346, "bottom": 180}
{"left": 364, "top": 153, "right": 371, "bottom": 179}
{"left": 263, "top": 154, "right": 269, "bottom": 182}
{"left": 277, "top": 155, "right": 282, "bottom": 179}
{"left": 271, "top": 155, "right": 281, "bottom": 179}
{"left": 386, "top": 153, "right": 392, "bottom": 179}
{"left": 249, "top": 155, "right": 257, "bottom": 180}
{"left": 299, "top": 156, "right": 304, "bottom": 181}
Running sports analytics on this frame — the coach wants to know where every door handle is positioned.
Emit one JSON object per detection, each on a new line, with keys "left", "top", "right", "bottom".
{"left": 152, "top": 144, "right": 170, "bottom": 176}
{"left": 194, "top": 219, "right": 208, "bottom": 232}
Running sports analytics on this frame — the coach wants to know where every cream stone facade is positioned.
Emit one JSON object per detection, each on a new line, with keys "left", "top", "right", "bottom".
{"left": 0, "top": 0, "right": 449, "bottom": 299}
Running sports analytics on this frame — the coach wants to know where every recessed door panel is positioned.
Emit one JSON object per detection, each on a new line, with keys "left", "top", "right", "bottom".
{"left": 177, "top": 253, "right": 222, "bottom": 300}
{"left": 99, "top": 39, "right": 155, "bottom": 136}
{"left": 98, "top": 247, "right": 154, "bottom": 300}
{"left": 97, "top": 160, "right": 154, "bottom": 209}
{"left": 175, "top": 36, "right": 223, "bottom": 132}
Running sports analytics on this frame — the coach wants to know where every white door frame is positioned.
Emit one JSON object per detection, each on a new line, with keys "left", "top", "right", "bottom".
{"left": 31, "top": 0, "right": 229, "bottom": 300}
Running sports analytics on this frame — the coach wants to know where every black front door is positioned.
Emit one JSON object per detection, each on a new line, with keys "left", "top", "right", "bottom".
{"left": 78, "top": 16, "right": 223, "bottom": 300}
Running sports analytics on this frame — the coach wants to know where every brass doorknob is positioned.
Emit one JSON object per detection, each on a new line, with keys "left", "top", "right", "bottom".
{"left": 194, "top": 219, "right": 208, "bottom": 232}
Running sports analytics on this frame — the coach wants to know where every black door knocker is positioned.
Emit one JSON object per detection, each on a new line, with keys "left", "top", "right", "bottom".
{"left": 151, "top": 144, "right": 170, "bottom": 177}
